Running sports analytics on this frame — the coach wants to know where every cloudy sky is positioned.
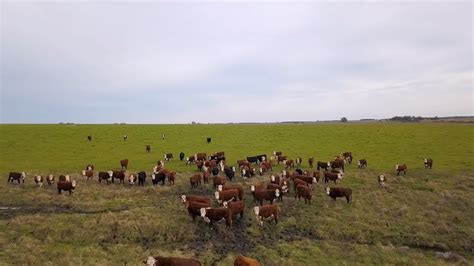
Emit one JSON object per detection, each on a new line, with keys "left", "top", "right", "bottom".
{"left": 1, "top": 1, "right": 472, "bottom": 123}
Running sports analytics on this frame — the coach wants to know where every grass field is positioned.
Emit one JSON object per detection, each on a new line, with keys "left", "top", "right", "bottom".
{"left": 0, "top": 123, "right": 473, "bottom": 265}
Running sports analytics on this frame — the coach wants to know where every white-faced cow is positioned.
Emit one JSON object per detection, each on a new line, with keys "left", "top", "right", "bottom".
{"left": 164, "top": 153, "right": 173, "bottom": 161}
{"left": 8, "top": 172, "right": 26, "bottom": 183}
{"left": 253, "top": 205, "right": 279, "bottom": 227}
{"left": 424, "top": 158, "right": 433, "bottom": 169}
{"left": 57, "top": 180, "right": 76, "bottom": 195}
{"left": 395, "top": 164, "right": 407, "bottom": 176}
{"left": 200, "top": 207, "right": 232, "bottom": 227}
{"left": 358, "top": 159, "right": 367, "bottom": 168}
{"left": 378, "top": 174, "right": 386, "bottom": 187}
{"left": 317, "top": 161, "right": 330, "bottom": 171}
{"left": 326, "top": 187, "right": 352, "bottom": 203}
{"left": 34, "top": 175, "right": 43, "bottom": 187}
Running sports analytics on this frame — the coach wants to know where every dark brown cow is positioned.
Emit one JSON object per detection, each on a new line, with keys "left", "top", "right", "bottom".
{"left": 144, "top": 256, "right": 201, "bottom": 266}
{"left": 218, "top": 184, "right": 244, "bottom": 201}
{"left": 308, "top": 157, "right": 314, "bottom": 168}
{"left": 87, "top": 135, "right": 92, "bottom": 141}
{"left": 317, "top": 161, "right": 330, "bottom": 171}
{"left": 82, "top": 169, "right": 94, "bottom": 182}
{"left": 330, "top": 159, "right": 345, "bottom": 172}
{"left": 254, "top": 189, "right": 280, "bottom": 205}
{"left": 326, "top": 187, "right": 352, "bottom": 203}
{"left": 253, "top": 204, "right": 279, "bottom": 227}
{"left": 8, "top": 172, "right": 26, "bottom": 183}
{"left": 213, "top": 176, "right": 225, "bottom": 189}
{"left": 358, "top": 159, "right": 367, "bottom": 168}
{"left": 283, "top": 159, "right": 294, "bottom": 169}
{"left": 146, "top": 145, "right": 151, "bottom": 153}
{"left": 186, "top": 201, "right": 211, "bottom": 221}
{"left": 234, "top": 254, "right": 261, "bottom": 266}
{"left": 295, "top": 175, "right": 318, "bottom": 185}
{"left": 294, "top": 178, "right": 309, "bottom": 191}
{"left": 58, "top": 175, "right": 71, "bottom": 182}
{"left": 250, "top": 184, "right": 264, "bottom": 202}
{"left": 277, "top": 155, "right": 287, "bottom": 165}
{"left": 296, "top": 185, "right": 312, "bottom": 204}
{"left": 324, "top": 171, "right": 343, "bottom": 184}
{"left": 200, "top": 207, "right": 232, "bottom": 227}
{"left": 98, "top": 172, "right": 111, "bottom": 184}
{"left": 378, "top": 174, "right": 386, "bottom": 187}
{"left": 273, "top": 151, "right": 282, "bottom": 156}
{"left": 164, "top": 153, "right": 173, "bottom": 161}
{"left": 120, "top": 159, "right": 129, "bottom": 169}
{"left": 195, "top": 153, "right": 206, "bottom": 161}
{"left": 424, "top": 158, "right": 433, "bottom": 169}
{"left": 181, "top": 195, "right": 211, "bottom": 205}
{"left": 110, "top": 170, "right": 125, "bottom": 184}
{"left": 395, "top": 164, "right": 407, "bottom": 175}
{"left": 223, "top": 200, "right": 245, "bottom": 219}
{"left": 57, "top": 180, "right": 76, "bottom": 195}
{"left": 190, "top": 174, "right": 202, "bottom": 189}
{"left": 215, "top": 189, "right": 239, "bottom": 205}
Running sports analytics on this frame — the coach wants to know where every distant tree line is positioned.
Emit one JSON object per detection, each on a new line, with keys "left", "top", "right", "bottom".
{"left": 389, "top": 116, "right": 439, "bottom": 122}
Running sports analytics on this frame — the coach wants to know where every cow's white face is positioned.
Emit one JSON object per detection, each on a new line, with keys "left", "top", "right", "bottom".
{"left": 82, "top": 170, "right": 86, "bottom": 176}
{"left": 145, "top": 256, "right": 156, "bottom": 266}
{"left": 326, "top": 187, "right": 330, "bottom": 195}
{"left": 275, "top": 189, "right": 280, "bottom": 197}
{"left": 327, "top": 162, "right": 330, "bottom": 167}
{"left": 259, "top": 167, "right": 263, "bottom": 174}
{"left": 337, "top": 174, "right": 342, "bottom": 179}
{"left": 242, "top": 169, "right": 246, "bottom": 176}
{"left": 395, "top": 164, "right": 399, "bottom": 170}
{"left": 108, "top": 171, "right": 113, "bottom": 177}
{"left": 222, "top": 201, "right": 229, "bottom": 208}
{"left": 21, "top": 172, "right": 26, "bottom": 179}
{"left": 87, "top": 165, "right": 92, "bottom": 170}
{"left": 358, "top": 160, "right": 361, "bottom": 166}
{"left": 218, "top": 184, "right": 223, "bottom": 191}
{"left": 262, "top": 156, "right": 266, "bottom": 161}
{"left": 181, "top": 195, "right": 186, "bottom": 203}
{"left": 200, "top": 208, "right": 211, "bottom": 223}
{"left": 214, "top": 191, "right": 220, "bottom": 200}
{"left": 283, "top": 160, "right": 287, "bottom": 165}
{"left": 424, "top": 158, "right": 428, "bottom": 163}
{"left": 65, "top": 175, "right": 70, "bottom": 182}
{"left": 313, "top": 177, "right": 317, "bottom": 183}
{"left": 379, "top": 175, "right": 385, "bottom": 182}
{"left": 151, "top": 174, "right": 155, "bottom": 180}
{"left": 271, "top": 175, "right": 275, "bottom": 182}
{"left": 72, "top": 180, "right": 76, "bottom": 187}
{"left": 282, "top": 170, "right": 286, "bottom": 176}
{"left": 282, "top": 185, "right": 288, "bottom": 193}
{"left": 250, "top": 185, "right": 255, "bottom": 192}
{"left": 48, "top": 174, "right": 53, "bottom": 181}
{"left": 253, "top": 206, "right": 260, "bottom": 216}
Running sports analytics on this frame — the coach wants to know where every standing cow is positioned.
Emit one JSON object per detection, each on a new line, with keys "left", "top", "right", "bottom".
{"left": 120, "top": 159, "right": 129, "bottom": 170}
{"left": 146, "top": 145, "right": 151, "bottom": 153}
{"left": 424, "top": 158, "right": 433, "bottom": 169}
{"left": 179, "top": 152, "right": 185, "bottom": 161}
{"left": 308, "top": 157, "right": 314, "bottom": 168}
{"left": 395, "top": 164, "right": 407, "bottom": 175}
{"left": 253, "top": 205, "right": 279, "bottom": 227}
{"left": 8, "top": 172, "right": 26, "bottom": 183}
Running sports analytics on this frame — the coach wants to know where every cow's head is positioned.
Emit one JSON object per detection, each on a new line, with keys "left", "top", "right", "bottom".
{"left": 325, "top": 187, "right": 330, "bottom": 195}
{"left": 129, "top": 174, "right": 135, "bottom": 184}
{"left": 218, "top": 184, "right": 223, "bottom": 191}
{"left": 181, "top": 195, "right": 187, "bottom": 203}
{"left": 250, "top": 185, "right": 255, "bottom": 192}
{"left": 262, "top": 156, "right": 266, "bottom": 161}
{"left": 358, "top": 160, "right": 361, "bottom": 166}
{"left": 151, "top": 174, "right": 156, "bottom": 180}
{"left": 242, "top": 169, "right": 246, "bottom": 177}
{"left": 337, "top": 173, "right": 343, "bottom": 179}
{"left": 81, "top": 170, "right": 86, "bottom": 176}
{"left": 253, "top": 206, "right": 264, "bottom": 226}
{"left": 283, "top": 160, "right": 287, "bottom": 165}
{"left": 108, "top": 171, "right": 113, "bottom": 178}
{"left": 281, "top": 182, "right": 289, "bottom": 193}
{"left": 424, "top": 158, "right": 428, "bottom": 163}
{"left": 214, "top": 191, "right": 221, "bottom": 202}
{"left": 275, "top": 189, "right": 280, "bottom": 198}
{"left": 21, "top": 172, "right": 26, "bottom": 179}
{"left": 273, "top": 151, "right": 276, "bottom": 155}
{"left": 200, "top": 207, "right": 211, "bottom": 223}
{"left": 379, "top": 175, "right": 385, "bottom": 182}
{"left": 395, "top": 164, "right": 399, "bottom": 170}
{"left": 72, "top": 180, "right": 76, "bottom": 188}
{"left": 65, "top": 175, "right": 70, "bottom": 182}
{"left": 282, "top": 170, "right": 286, "bottom": 176}
{"left": 232, "top": 166, "right": 236, "bottom": 172}
{"left": 271, "top": 175, "right": 275, "bottom": 182}
{"left": 327, "top": 162, "right": 331, "bottom": 167}
{"left": 259, "top": 167, "right": 263, "bottom": 175}
{"left": 48, "top": 174, "right": 54, "bottom": 181}
{"left": 144, "top": 256, "right": 156, "bottom": 265}
{"left": 313, "top": 177, "right": 317, "bottom": 183}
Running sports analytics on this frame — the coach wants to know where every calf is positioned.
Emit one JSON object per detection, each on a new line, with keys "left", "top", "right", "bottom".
{"left": 223, "top": 200, "right": 245, "bottom": 219}
{"left": 324, "top": 172, "right": 343, "bottom": 184}
{"left": 234, "top": 255, "right": 261, "bottom": 266}
{"left": 296, "top": 185, "right": 312, "bottom": 204}
{"left": 144, "top": 256, "right": 201, "bottom": 266}
{"left": 207, "top": 137, "right": 212, "bottom": 144}
{"left": 308, "top": 157, "right": 314, "bottom": 168}
{"left": 120, "top": 159, "right": 128, "bottom": 170}
{"left": 295, "top": 157, "right": 302, "bottom": 166}
{"left": 57, "top": 180, "right": 76, "bottom": 195}
{"left": 146, "top": 145, "right": 151, "bottom": 153}
{"left": 218, "top": 184, "right": 244, "bottom": 201}
{"left": 317, "top": 161, "right": 330, "bottom": 171}
{"left": 186, "top": 201, "right": 211, "bottom": 221}
{"left": 34, "top": 175, "right": 43, "bottom": 187}
{"left": 378, "top": 174, "right": 386, "bottom": 187}
{"left": 190, "top": 174, "right": 202, "bottom": 189}
{"left": 123, "top": 135, "right": 127, "bottom": 141}
{"left": 46, "top": 174, "right": 55, "bottom": 185}
{"left": 254, "top": 189, "right": 280, "bottom": 205}
{"left": 82, "top": 169, "right": 94, "bottom": 182}
{"left": 253, "top": 205, "right": 279, "bottom": 227}
{"left": 200, "top": 207, "right": 232, "bottom": 227}
{"left": 326, "top": 187, "right": 352, "bottom": 203}
{"left": 181, "top": 195, "right": 211, "bottom": 205}
{"left": 128, "top": 173, "right": 137, "bottom": 185}
{"left": 164, "top": 153, "right": 173, "bottom": 161}
{"left": 179, "top": 152, "right": 185, "bottom": 161}
{"left": 138, "top": 171, "right": 146, "bottom": 186}
{"left": 395, "top": 164, "right": 407, "bottom": 176}
{"left": 424, "top": 158, "right": 433, "bottom": 169}
{"left": 215, "top": 189, "right": 239, "bottom": 205}
{"left": 358, "top": 159, "right": 367, "bottom": 168}
{"left": 213, "top": 176, "right": 225, "bottom": 189}
{"left": 98, "top": 172, "right": 111, "bottom": 184}
{"left": 8, "top": 172, "right": 26, "bottom": 183}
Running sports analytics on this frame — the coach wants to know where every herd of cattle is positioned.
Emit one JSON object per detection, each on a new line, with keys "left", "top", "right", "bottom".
{"left": 7, "top": 146, "right": 434, "bottom": 266}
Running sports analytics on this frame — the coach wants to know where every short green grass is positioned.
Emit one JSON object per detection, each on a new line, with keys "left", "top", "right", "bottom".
{"left": 0, "top": 123, "right": 473, "bottom": 265}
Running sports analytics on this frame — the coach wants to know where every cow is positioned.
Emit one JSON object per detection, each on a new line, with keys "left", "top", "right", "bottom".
{"left": 109, "top": 170, "right": 125, "bottom": 184}
{"left": 218, "top": 184, "right": 244, "bottom": 201}
{"left": 224, "top": 166, "right": 235, "bottom": 181}
{"left": 190, "top": 174, "right": 202, "bottom": 189}
{"left": 324, "top": 172, "right": 343, "bottom": 184}
{"left": 295, "top": 175, "right": 318, "bottom": 185}
{"left": 378, "top": 174, "right": 386, "bottom": 187}
{"left": 273, "top": 151, "right": 282, "bottom": 156}
{"left": 207, "top": 137, "right": 212, "bottom": 144}
{"left": 330, "top": 160, "right": 345, "bottom": 172}
{"left": 214, "top": 151, "right": 225, "bottom": 157}
{"left": 241, "top": 166, "right": 255, "bottom": 179}
{"left": 144, "top": 256, "right": 202, "bottom": 266}
{"left": 277, "top": 155, "right": 287, "bottom": 165}
{"left": 250, "top": 184, "right": 264, "bottom": 202}
{"left": 308, "top": 157, "right": 314, "bottom": 168}
{"left": 234, "top": 255, "right": 261, "bottom": 266}
{"left": 58, "top": 175, "right": 70, "bottom": 182}
{"left": 253, "top": 205, "right": 279, "bottom": 227}
{"left": 424, "top": 158, "right": 433, "bottom": 169}
{"left": 215, "top": 189, "right": 238, "bottom": 205}
{"left": 255, "top": 154, "right": 267, "bottom": 163}
{"left": 295, "top": 157, "right": 302, "bottom": 166}
{"left": 213, "top": 176, "right": 225, "bottom": 189}
{"left": 128, "top": 173, "right": 137, "bottom": 185}
{"left": 237, "top": 160, "right": 250, "bottom": 168}
{"left": 311, "top": 171, "right": 322, "bottom": 183}
{"left": 98, "top": 172, "right": 111, "bottom": 184}
{"left": 164, "top": 153, "right": 173, "bottom": 161}
{"left": 57, "top": 180, "right": 76, "bottom": 195}
{"left": 211, "top": 166, "right": 219, "bottom": 176}
{"left": 82, "top": 169, "right": 94, "bottom": 182}
{"left": 223, "top": 200, "right": 245, "bottom": 219}
{"left": 326, "top": 187, "right": 352, "bottom": 203}
{"left": 254, "top": 189, "right": 280, "bottom": 205}
{"left": 267, "top": 182, "right": 289, "bottom": 201}
{"left": 246, "top": 156, "right": 259, "bottom": 164}
{"left": 395, "top": 164, "right": 407, "bottom": 176}
{"left": 8, "top": 172, "right": 26, "bottom": 183}
{"left": 138, "top": 171, "right": 146, "bottom": 186}
{"left": 295, "top": 168, "right": 303, "bottom": 176}
{"left": 181, "top": 195, "right": 211, "bottom": 205}
{"left": 196, "top": 161, "right": 204, "bottom": 172}
{"left": 200, "top": 207, "right": 232, "bottom": 227}
{"left": 164, "top": 169, "right": 176, "bottom": 185}
{"left": 269, "top": 174, "right": 281, "bottom": 185}
{"left": 185, "top": 200, "right": 211, "bottom": 221}
{"left": 120, "top": 159, "right": 129, "bottom": 170}
{"left": 146, "top": 145, "right": 151, "bottom": 153}
{"left": 152, "top": 171, "right": 166, "bottom": 186}
{"left": 85, "top": 164, "right": 94, "bottom": 171}
{"left": 294, "top": 178, "right": 309, "bottom": 191}
{"left": 87, "top": 135, "right": 92, "bottom": 141}
{"left": 179, "top": 152, "right": 185, "bottom": 161}
{"left": 296, "top": 185, "right": 313, "bottom": 204}
{"left": 123, "top": 135, "right": 128, "bottom": 141}
{"left": 46, "top": 174, "right": 55, "bottom": 185}
{"left": 358, "top": 159, "right": 367, "bottom": 168}
{"left": 342, "top": 152, "right": 353, "bottom": 164}
{"left": 317, "top": 161, "right": 330, "bottom": 171}
{"left": 34, "top": 175, "right": 43, "bottom": 187}
{"left": 195, "top": 153, "right": 206, "bottom": 161}
{"left": 186, "top": 155, "right": 195, "bottom": 165}
{"left": 203, "top": 168, "right": 211, "bottom": 184}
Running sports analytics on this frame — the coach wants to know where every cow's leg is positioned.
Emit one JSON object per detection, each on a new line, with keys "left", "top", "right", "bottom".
{"left": 58, "top": 189, "right": 61, "bottom": 194}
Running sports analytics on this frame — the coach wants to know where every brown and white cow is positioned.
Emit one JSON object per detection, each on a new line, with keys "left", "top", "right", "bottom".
{"left": 324, "top": 172, "right": 343, "bottom": 184}
{"left": 294, "top": 178, "right": 309, "bottom": 191}
{"left": 186, "top": 201, "right": 211, "bottom": 221}
{"left": 326, "top": 187, "right": 352, "bottom": 203}
{"left": 195, "top": 153, "right": 206, "bottom": 161}
{"left": 58, "top": 175, "right": 70, "bottom": 182}
{"left": 200, "top": 207, "right": 232, "bottom": 227}
{"left": 250, "top": 184, "right": 264, "bottom": 202}
{"left": 215, "top": 189, "right": 239, "bottom": 205}
{"left": 82, "top": 169, "right": 94, "bottom": 182}
{"left": 218, "top": 184, "right": 244, "bottom": 201}
{"left": 358, "top": 159, "right": 367, "bottom": 168}
{"left": 85, "top": 164, "right": 94, "bottom": 171}
{"left": 317, "top": 161, "right": 330, "bottom": 171}
{"left": 241, "top": 166, "right": 255, "bottom": 179}
{"left": 395, "top": 164, "right": 407, "bottom": 176}
{"left": 223, "top": 200, "right": 245, "bottom": 219}
{"left": 46, "top": 174, "right": 55, "bottom": 185}
{"left": 8, "top": 172, "right": 26, "bottom": 183}
{"left": 120, "top": 159, "right": 129, "bottom": 169}
{"left": 296, "top": 185, "right": 312, "bottom": 204}
{"left": 190, "top": 174, "right": 202, "bottom": 189}
{"left": 253, "top": 205, "right": 279, "bottom": 227}
{"left": 213, "top": 176, "right": 225, "bottom": 189}
{"left": 277, "top": 155, "right": 287, "bottom": 165}
{"left": 330, "top": 159, "right": 345, "bottom": 172}
{"left": 342, "top": 152, "right": 353, "bottom": 164}
{"left": 254, "top": 189, "right": 280, "bottom": 205}
{"left": 57, "top": 180, "right": 76, "bottom": 195}
{"left": 34, "top": 175, "right": 43, "bottom": 187}
{"left": 273, "top": 151, "right": 282, "bottom": 156}
{"left": 269, "top": 174, "right": 281, "bottom": 185}
{"left": 181, "top": 195, "right": 211, "bottom": 205}
{"left": 234, "top": 254, "right": 261, "bottom": 266}
{"left": 128, "top": 173, "right": 137, "bottom": 185}
{"left": 283, "top": 159, "right": 295, "bottom": 169}
{"left": 378, "top": 174, "right": 386, "bottom": 187}
{"left": 424, "top": 158, "right": 433, "bottom": 169}
{"left": 186, "top": 155, "right": 196, "bottom": 165}
{"left": 144, "top": 256, "right": 202, "bottom": 266}
{"left": 164, "top": 153, "right": 173, "bottom": 161}
{"left": 295, "top": 175, "right": 318, "bottom": 186}
{"left": 109, "top": 170, "right": 125, "bottom": 184}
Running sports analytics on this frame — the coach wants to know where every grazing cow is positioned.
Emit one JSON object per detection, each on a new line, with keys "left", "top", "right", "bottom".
{"left": 312, "top": 171, "right": 322, "bottom": 183}
{"left": 308, "top": 157, "right": 314, "bottom": 168}
{"left": 123, "top": 135, "right": 127, "bottom": 141}
{"left": 253, "top": 205, "right": 279, "bottom": 227}
{"left": 317, "top": 161, "right": 330, "bottom": 171}
{"left": 144, "top": 256, "right": 202, "bottom": 266}
{"left": 8, "top": 172, "right": 26, "bottom": 183}
{"left": 46, "top": 174, "right": 55, "bottom": 185}
{"left": 181, "top": 195, "right": 211, "bottom": 205}
{"left": 358, "top": 159, "right": 367, "bottom": 168}
{"left": 215, "top": 189, "right": 238, "bottom": 204}
{"left": 190, "top": 174, "right": 202, "bottom": 189}
{"left": 326, "top": 187, "right": 352, "bottom": 203}
{"left": 234, "top": 254, "right": 261, "bottom": 266}
{"left": 82, "top": 169, "right": 94, "bottom": 182}
{"left": 213, "top": 176, "right": 225, "bottom": 189}
{"left": 87, "top": 135, "right": 92, "bottom": 141}
{"left": 146, "top": 145, "right": 151, "bottom": 153}
{"left": 324, "top": 172, "right": 343, "bottom": 184}
{"left": 195, "top": 153, "right": 207, "bottom": 161}
{"left": 186, "top": 201, "right": 211, "bottom": 221}
{"left": 224, "top": 166, "right": 235, "bottom": 181}
{"left": 330, "top": 160, "right": 345, "bottom": 172}
{"left": 277, "top": 155, "right": 287, "bottom": 165}
{"left": 395, "top": 164, "right": 407, "bottom": 176}
{"left": 294, "top": 178, "right": 309, "bottom": 191}
{"left": 128, "top": 173, "right": 137, "bottom": 185}
{"left": 296, "top": 185, "right": 313, "bottom": 204}
{"left": 342, "top": 152, "right": 353, "bottom": 164}
{"left": 295, "top": 175, "right": 318, "bottom": 185}
{"left": 424, "top": 158, "right": 433, "bottom": 169}
{"left": 58, "top": 175, "right": 70, "bottom": 182}
{"left": 223, "top": 200, "right": 245, "bottom": 219}
{"left": 207, "top": 137, "right": 212, "bottom": 144}
{"left": 164, "top": 153, "right": 173, "bottom": 161}
{"left": 254, "top": 189, "right": 280, "bottom": 205}
{"left": 57, "top": 180, "right": 76, "bottom": 195}
{"left": 246, "top": 156, "right": 259, "bottom": 164}
{"left": 109, "top": 171, "right": 125, "bottom": 184}
{"left": 200, "top": 207, "right": 232, "bottom": 227}
{"left": 179, "top": 152, "right": 185, "bottom": 161}
{"left": 218, "top": 184, "right": 244, "bottom": 201}
{"left": 295, "top": 157, "right": 302, "bottom": 166}
{"left": 273, "top": 151, "right": 282, "bottom": 156}
{"left": 186, "top": 155, "right": 195, "bottom": 165}
{"left": 34, "top": 175, "right": 43, "bottom": 187}
{"left": 120, "top": 159, "right": 129, "bottom": 170}
{"left": 267, "top": 182, "right": 289, "bottom": 201}
{"left": 98, "top": 172, "right": 111, "bottom": 184}
{"left": 138, "top": 171, "right": 146, "bottom": 186}
{"left": 378, "top": 174, "right": 386, "bottom": 187}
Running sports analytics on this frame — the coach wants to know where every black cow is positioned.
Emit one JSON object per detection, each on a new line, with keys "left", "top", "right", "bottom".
{"left": 246, "top": 156, "right": 259, "bottom": 164}
{"left": 207, "top": 137, "right": 212, "bottom": 144}
{"left": 179, "top": 152, "right": 185, "bottom": 161}
{"left": 152, "top": 171, "right": 166, "bottom": 185}
{"left": 138, "top": 171, "right": 146, "bottom": 186}
{"left": 211, "top": 167, "right": 219, "bottom": 176}
{"left": 224, "top": 166, "right": 235, "bottom": 181}
{"left": 87, "top": 136, "right": 92, "bottom": 141}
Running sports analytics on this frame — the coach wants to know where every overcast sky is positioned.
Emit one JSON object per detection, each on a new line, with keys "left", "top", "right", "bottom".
{"left": 1, "top": 1, "right": 472, "bottom": 123}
